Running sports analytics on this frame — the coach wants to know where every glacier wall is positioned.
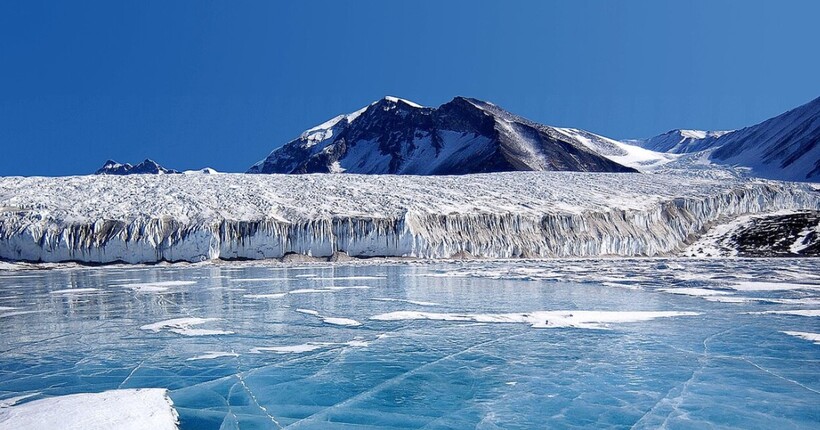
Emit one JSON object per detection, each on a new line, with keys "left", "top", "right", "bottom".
{"left": 0, "top": 173, "right": 818, "bottom": 263}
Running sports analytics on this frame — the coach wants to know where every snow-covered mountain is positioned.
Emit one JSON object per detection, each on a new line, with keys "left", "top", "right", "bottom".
{"left": 95, "top": 159, "right": 180, "bottom": 175}
{"left": 248, "top": 97, "right": 638, "bottom": 175}
{"left": 709, "top": 96, "right": 820, "bottom": 182}
{"left": 625, "top": 129, "right": 731, "bottom": 154}
{"left": 626, "top": 96, "right": 820, "bottom": 182}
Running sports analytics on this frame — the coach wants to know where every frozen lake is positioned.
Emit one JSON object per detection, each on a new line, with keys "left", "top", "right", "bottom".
{"left": 0, "top": 259, "right": 818, "bottom": 429}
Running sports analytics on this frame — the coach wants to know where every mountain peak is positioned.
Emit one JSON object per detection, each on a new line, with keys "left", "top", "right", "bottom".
{"left": 247, "top": 96, "right": 637, "bottom": 175}
{"left": 94, "top": 159, "right": 180, "bottom": 175}
{"left": 623, "top": 95, "right": 820, "bottom": 181}
{"left": 629, "top": 129, "right": 731, "bottom": 153}
{"left": 381, "top": 96, "right": 424, "bottom": 108}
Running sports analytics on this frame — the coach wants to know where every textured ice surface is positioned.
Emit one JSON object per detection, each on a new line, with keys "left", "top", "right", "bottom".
{"left": 0, "top": 260, "right": 818, "bottom": 429}
{"left": 1, "top": 170, "right": 819, "bottom": 262}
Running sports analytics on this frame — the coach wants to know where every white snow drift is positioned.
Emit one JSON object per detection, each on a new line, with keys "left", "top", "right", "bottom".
{"left": 0, "top": 389, "right": 178, "bottom": 430}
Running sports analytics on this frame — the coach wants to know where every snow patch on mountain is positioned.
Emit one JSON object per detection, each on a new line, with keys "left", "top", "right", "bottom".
{"left": 384, "top": 96, "right": 423, "bottom": 108}
{"left": 555, "top": 128, "right": 676, "bottom": 170}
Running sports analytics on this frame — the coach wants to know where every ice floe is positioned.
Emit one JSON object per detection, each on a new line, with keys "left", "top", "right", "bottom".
{"left": 140, "top": 317, "right": 233, "bottom": 336}
{"left": 657, "top": 287, "right": 733, "bottom": 297}
{"left": 296, "top": 308, "right": 361, "bottom": 326}
{"left": 244, "top": 293, "right": 287, "bottom": 299}
{"left": 244, "top": 285, "right": 369, "bottom": 300}
{"left": 321, "top": 317, "right": 362, "bottom": 326}
{"left": 728, "top": 282, "right": 820, "bottom": 291}
{"left": 250, "top": 340, "right": 369, "bottom": 354}
{"left": 751, "top": 310, "right": 820, "bottom": 317}
{"left": 782, "top": 331, "right": 820, "bottom": 345}
{"left": 370, "top": 310, "right": 699, "bottom": 329}
{"left": 187, "top": 351, "right": 240, "bottom": 361}
{"left": 117, "top": 280, "right": 196, "bottom": 293}
{"left": 250, "top": 344, "right": 327, "bottom": 354}
{"left": 371, "top": 297, "right": 440, "bottom": 306}
{"left": 0, "top": 389, "right": 178, "bottom": 430}
{"left": 229, "top": 277, "right": 293, "bottom": 282}
{"left": 49, "top": 287, "right": 101, "bottom": 295}
{"left": 601, "top": 282, "right": 642, "bottom": 290}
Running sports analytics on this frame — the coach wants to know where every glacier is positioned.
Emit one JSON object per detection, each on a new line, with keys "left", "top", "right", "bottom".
{"left": 0, "top": 170, "right": 818, "bottom": 264}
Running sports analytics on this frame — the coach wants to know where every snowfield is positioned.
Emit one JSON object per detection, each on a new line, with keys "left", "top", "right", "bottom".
{"left": 0, "top": 170, "right": 818, "bottom": 263}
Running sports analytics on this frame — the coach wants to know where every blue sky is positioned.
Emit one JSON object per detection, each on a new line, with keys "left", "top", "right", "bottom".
{"left": 1, "top": 1, "right": 818, "bottom": 176}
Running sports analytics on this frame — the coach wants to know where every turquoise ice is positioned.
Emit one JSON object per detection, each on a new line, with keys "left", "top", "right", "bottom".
{"left": 0, "top": 259, "right": 818, "bottom": 429}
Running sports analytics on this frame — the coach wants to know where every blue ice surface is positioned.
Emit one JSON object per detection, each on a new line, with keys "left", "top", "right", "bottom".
{"left": 0, "top": 259, "right": 818, "bottom": 429}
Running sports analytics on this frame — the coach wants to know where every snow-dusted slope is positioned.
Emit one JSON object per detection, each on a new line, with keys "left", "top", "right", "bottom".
{"left": 0, "top": 171, "right": 817, "bottom": 263}
{"left": 625, "top": 96, "right": 820, "bottom": 182}
{"left": 708, "top": 96, "right": 820, "bottom": 182}
{"left": 684, "top": 210, "right": 820, "bottom": 257}
{"left": 248, "top": 97, "right": 636, "bottom": 175}
{"left": 554, "top": 128, "right": 676, "bottom": 170}
{"left": 625, "top": 130, "right": 730, "bottom": 154}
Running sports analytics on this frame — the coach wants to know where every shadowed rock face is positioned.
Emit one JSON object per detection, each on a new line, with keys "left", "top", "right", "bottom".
{"left": 708, "top": 97, "right": 820, "bottom": 182}
{"left": 248, "top": 96, "right": 637, "bottom": 175}
{"left": 727, "top": 211, "right": 820, "bottom": 257}
{"left": 627, "top": 96, "right": 820, "bottom": 182}
{"left": 95, "top": 159, "right": 180, "bottom": 175}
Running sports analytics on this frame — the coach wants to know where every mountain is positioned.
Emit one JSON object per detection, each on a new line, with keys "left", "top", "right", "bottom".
{"left": 625, "top": 129, "right": 731, "bottom": 153}
{"left": 95, "top": 159, "right": 180, "bottom": 175}
{"left": 709, "top": 96, "right": 820, "bottom": 181}
{"left": 248, "top": 96, "right": 638, "bottom": 175}
{"left": 626, "top": 96, "right": 820, "bottom": 182}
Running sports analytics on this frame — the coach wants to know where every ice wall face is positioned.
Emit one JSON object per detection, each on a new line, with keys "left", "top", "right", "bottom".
{"left": 0, "top": 172, "right": 818, "bottom": 263}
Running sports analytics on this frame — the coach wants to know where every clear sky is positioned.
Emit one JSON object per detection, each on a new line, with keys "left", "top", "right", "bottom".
{"left": 1, "top": 1, "right": 819, "bottom": 176}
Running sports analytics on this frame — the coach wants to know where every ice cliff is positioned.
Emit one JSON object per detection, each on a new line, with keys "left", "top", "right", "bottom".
{"left": 0, "top": 170, "right": 818, "bottom": 263}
